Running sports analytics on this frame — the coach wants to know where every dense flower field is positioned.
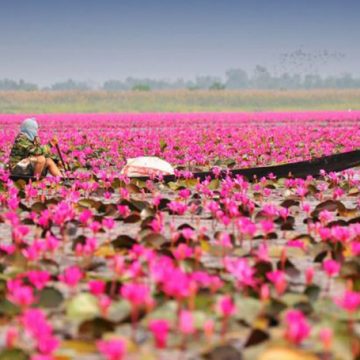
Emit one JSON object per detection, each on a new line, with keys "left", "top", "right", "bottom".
{"left": 0, "top": 111, "right": 360, "bottom": 360}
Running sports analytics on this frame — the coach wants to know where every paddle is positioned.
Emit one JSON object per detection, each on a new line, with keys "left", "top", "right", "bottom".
{"left": 55, "top": 143, "right": 70, "bottom": 176}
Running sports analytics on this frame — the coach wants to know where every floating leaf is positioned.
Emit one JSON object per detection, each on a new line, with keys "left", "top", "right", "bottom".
{"left": 340, "top": 260, "right": 360, "bottom": 278}
{"left": 265, "top": 299, "right": 287, "bottom": 318}
{"left": 142, "top": 233, "right": 169, "bottom": 249}
{"left": 129, "top": 200, "right": 148, "bottom": 211}
{"left": 159, "top": 139, "right": 167, "bottom": 152}
{"left": 111, "top": 235, "right": 137, "bottom": 249}
{"left": 126, "top": 183, "right": 141, "bottom": 194}
{"left": 244, "top": 328, "right": 270, "bottom": 348}
{"left": 79, "top": 317, "right": 115, "bottom": 339}
{"left": 348, "top": 187, "right": 360, "bottom": 196}
{"left": 234, "top": 297, "right": 262, "bottom": 324}
{"left": 95, "top": 245, "right": 116, "bottom": 258}
{"left": 111, "top": 178, "right": 124, "bottom": 189}
{"left": 208, "top": 179, "right": 220, "bottom": 190}
{"left": 292, "top": 234, "right": 315, "bottom": 244}
{"left": 178, "top": 224, "right": 195, "bottom": 233}
{"left": 258, "top": 346, "right": 318, "bottom": 360}
{"left": 279, "top": 216, "right": 295, "bottom": 230}
{"left": 140, "top": 207, "right": 156, "bottom": 220}
{"left": 123, "top": 213, "right": 141, "bottom": 223}
{"left": 204, "top": 345, "right": 242, "bottom": 360}
{"left": 66, "top": 293, "right": 99, "bottom": 322}
{"left": 37, "top": 287, "right": 64, "bottom": 308}
{"left": 107, "top": 300, "right": 131, "bottom": 322}
{"left": 77, "top": 198, "right": 101, "bottom": 210}
{"left": 0, "top": 299, "right": 20, "bottom": 317}
{"left": 304, "top": 284, "right": 321, "bottom": 302}
{"left": 72, "top": 235, "right": 87, "bottom": 251}
{"left": 168, "top": 182, "right": 180, "bottom": 191}
{"left": 145, "top": 301, "right": 177, "bottom": 323}
{"left": 158, "top": 198, "right": 171, "bottom": 210}
{"left": 0, "top": 348, "right": 28, "bottom": 360}
{"left": 97, "top": 203, "right": 118, "bottom": 216}
{"left": 280, "top": 199, "right": 300, "bottom": 208}
{"left": 60, "top": 340, "right": 97, "bottom": 354}
{"left": 14, "top": 179, "right": 26, "bottom": 190}
{"left": 30, "top": 202, "right": 47, "bottom": 213}
{"left": 311, "top": 199, "right": 345, "bottom": 217}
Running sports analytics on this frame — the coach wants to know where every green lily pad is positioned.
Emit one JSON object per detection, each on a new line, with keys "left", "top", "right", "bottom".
{"left": 66, "top": 293, "right": 99, "bottom": 322}
{"left": 79, "top": 317, "right": 115, "bottom": 339}
{"left": 0, "top": 349, "right": 28, "bottom": 360}
{"left": 0, "top": 299, "right": 21, "bottom": 317}
{"left": 37, "top": 287, "right": 64, "bottom": 308}
{"left": 107, "top": 300, "right": 131, "bottom": 322}
{"left": 234, "top": 297, "right": 263, "bottom": 324}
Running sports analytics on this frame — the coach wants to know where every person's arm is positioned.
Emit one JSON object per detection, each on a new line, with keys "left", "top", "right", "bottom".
{"left": 19, "top": 135, "right": 45, "bottom": 156}
{"left": 45, "top": 136, "right": 61, "bottom": 163}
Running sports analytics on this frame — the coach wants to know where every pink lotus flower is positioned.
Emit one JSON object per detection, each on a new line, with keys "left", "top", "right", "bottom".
{"left": 323, "top": 259, "right": 340, "bottom": 278}
{"left": 173, "top": 243, "right": 193, "bottom": 261}
{"left": 44, "top": 234, "right": 60, "bottom": 254}
{"left": 37, "top": 210, "right": 52, "bottom": 228}
{"left": 27, "top": 270, "right": 51, "bottom": 290}
{"left": 120, "top": 283, "right": 151, "bottom": 307}
{"left": 224, "top": 257, "right": 256, "bottom": 288}
{"left": 319, "top": 210, "right": 333, "bottom": 224}
{"left": 102, "top": 217, "right": 115, "bottom": 230}
{"left": 182, "top": 227, "right": 195, "bottom": 241}
{"left": 216, "top": 232, "right": 233, "bottom": 249}
{"left": 217, "top": 295, "right": 236, "bottom": 317}
{"left": 0, "top": 244, "right": 16, "bottom": 255}
{"left": 148, "top": 319, "right": 170, "bottom": 348}
{"left": 254, "top": 243, "right": 270, "bottom": 262}
{"left": 97, "top": 339, "right": 127, "bottom": 360}
{"left": 179, "top": 310, "right": 195, "bottom": 335}
{"left": 12, "top": 225, "right": 30, "bottom": 244}
{"left": 203, "top": 319, "right": 215, "bottom": 339}
{"left": 5, "top": 327, "right": 18, "bottom": 348}
{"left": 260, "top": 219, "right": 274, "bottom": 236}
{"left": 179, "top": 188, "right": 191, "bottom": 200}
{"left": 31, "top": 355, "right": 55, "bottom": 360}
{"left": 260, "top": 283, "right": 270, "bottom": 302}
{"left": 152, "top": 195, "right": 162, "bottom": 208}
{"left": 88, "top": 280, "right": 106, "bottom": 296}
{"left": 335, "top": 290, "right": 360, "bottom": 313}
{"left": 117, "top": 205, "right": 131, "bottom": 218}
{"left": 99, "top": 295, "right": 112, "bottom": 316}
{"left": 89, "top": 221, "right": 102, "bottom": 233}
{"left": 351, "top": 242, "right": 360, "bottom": 256}
{"left": 20, "top": 308, "right": 59, "bottom": 355}
{"left": 305, "top": 267, "right": 314, "bottom": 285}
{"left": 79, "top": 209, "right": 93, "bottom": 225}
{"left": 319, "top": 328, "right": 333, "bottom": 352}
{"left": 112, "top": 255, "right": 125, "bottom": 275}
{"left": 284, "top": 310, "right": 311, "bottom": 345}
{"left": 267, "top": 270, "right": 287, "bottom": 295}
{"left": 149, "top": 214, "right": 164, "bottom": 233}
{"left": 59, "top": 266, "right": 83, "bottom": 288}
{"left": 168, "top": 201, "right": 187, "bottom": 215}
{"left": 7, "top": 281, "right": 35, "bottom": 308}
{"left": 37, "top": 336, "right": 60, "bottom": 354}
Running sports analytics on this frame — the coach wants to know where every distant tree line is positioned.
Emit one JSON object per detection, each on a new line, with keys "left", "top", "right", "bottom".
{"left": 1, "top": 66, "right": 360, "bottom": 91}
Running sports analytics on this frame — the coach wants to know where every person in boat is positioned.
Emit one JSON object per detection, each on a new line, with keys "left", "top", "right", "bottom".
{"left": 8, "top": 118, "right": 62, "bottom": 178}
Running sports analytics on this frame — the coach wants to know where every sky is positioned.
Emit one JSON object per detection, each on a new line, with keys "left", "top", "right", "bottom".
{"left": 0, "top": 0, "right": 359, "bottom": 85}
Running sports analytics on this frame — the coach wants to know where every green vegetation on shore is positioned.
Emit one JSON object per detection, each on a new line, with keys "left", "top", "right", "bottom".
{"left": 0, "top": 89, "right": 359, "bottom": 113}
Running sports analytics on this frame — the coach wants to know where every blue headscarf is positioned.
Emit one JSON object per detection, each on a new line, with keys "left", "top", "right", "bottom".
{"left": 20, "top": 118, "right": 38, "bottom": 142}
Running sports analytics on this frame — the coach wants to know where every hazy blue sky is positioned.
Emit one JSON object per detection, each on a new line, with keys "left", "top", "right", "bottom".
{"left": 0, "top": 0, "right": 359, "bottom": 85}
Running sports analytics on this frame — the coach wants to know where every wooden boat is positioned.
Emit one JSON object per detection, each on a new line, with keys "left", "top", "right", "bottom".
{"left": 7, "top": 149, "right": 360, "bottom": 183}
